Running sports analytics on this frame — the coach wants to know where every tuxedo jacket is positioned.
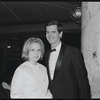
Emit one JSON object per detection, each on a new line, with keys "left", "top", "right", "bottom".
{"left": 45, "top": 43, "right": 91, "bottom": 99}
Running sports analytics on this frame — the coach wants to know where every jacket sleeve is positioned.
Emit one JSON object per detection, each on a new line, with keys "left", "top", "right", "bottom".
{"left": 73, "top": 48, "right": 91, "bottom": 99}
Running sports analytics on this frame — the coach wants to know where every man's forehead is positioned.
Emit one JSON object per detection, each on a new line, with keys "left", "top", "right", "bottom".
{"left": 46, "top": 25, "right": 57, "bottom": 29}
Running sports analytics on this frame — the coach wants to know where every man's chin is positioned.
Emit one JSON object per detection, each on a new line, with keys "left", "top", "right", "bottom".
{"left": 49, "top": 40, "right": 54, "bottom": 44}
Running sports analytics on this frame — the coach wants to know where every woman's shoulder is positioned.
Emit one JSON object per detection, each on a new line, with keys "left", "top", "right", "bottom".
{"left": 12, "top": 62, "right": 28, "bottom": 79}
{"left": 14, "top": 61, "right": 29, "bottom": 73}
{"left": 38, "top": 63, "right": 47, "bottom": 70}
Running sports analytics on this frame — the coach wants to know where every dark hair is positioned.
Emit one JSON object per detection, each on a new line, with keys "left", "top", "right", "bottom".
{"left": 45, "top": 20, "right": 63, "bottom": 33}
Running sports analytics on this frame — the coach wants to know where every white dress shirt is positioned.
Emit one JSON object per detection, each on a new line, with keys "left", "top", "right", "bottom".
{"left": 10, "top": 61, "right": 52, "bottom": 98}
{"left": 49, "top": 42, "right": 62, "bottom": 80}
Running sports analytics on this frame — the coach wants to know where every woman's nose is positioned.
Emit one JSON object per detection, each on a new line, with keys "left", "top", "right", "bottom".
{"left": 34, "top": 51, "right": 38, "bottom": 54}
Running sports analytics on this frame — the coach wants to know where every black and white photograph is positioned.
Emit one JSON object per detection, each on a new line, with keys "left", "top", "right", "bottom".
{"left": 1, "top": 1, "right": 99, "bottom": 99}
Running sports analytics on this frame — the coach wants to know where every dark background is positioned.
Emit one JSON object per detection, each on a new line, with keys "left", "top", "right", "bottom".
{"left": 0, "top": 30, "right": 81, "bottom": 83}
{"left": 0, "top": 1, "right": 81, "bottom": 84}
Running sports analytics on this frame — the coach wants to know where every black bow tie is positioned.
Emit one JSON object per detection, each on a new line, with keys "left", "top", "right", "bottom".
{"left": 50, "top": 49, "right": 56, "bottom": 53}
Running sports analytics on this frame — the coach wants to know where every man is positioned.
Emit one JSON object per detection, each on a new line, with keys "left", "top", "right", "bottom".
{"left": 45, "top": 20, "right": 91, "bottom": 99}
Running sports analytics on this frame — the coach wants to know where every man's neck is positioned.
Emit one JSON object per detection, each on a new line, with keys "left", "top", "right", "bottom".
{"left": 51, "top": 41, "right": 61, "bottom": 49}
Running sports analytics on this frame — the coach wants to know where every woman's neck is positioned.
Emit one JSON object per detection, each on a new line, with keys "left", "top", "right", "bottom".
{"left": 28, "top": 61, "right": 37, "bottom": 65}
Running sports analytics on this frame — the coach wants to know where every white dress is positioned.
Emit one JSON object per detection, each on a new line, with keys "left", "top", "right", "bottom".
{"left": 10, "top": 61, "right": 52, "bottom": 98}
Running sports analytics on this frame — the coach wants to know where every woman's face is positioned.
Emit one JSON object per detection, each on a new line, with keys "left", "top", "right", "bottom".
{"left": 28, "top": 43, "right": 42, "bottom": 63}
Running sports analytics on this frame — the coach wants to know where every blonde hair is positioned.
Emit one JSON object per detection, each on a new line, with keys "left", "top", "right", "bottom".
{"left": 22, "top": 37, "right": 45, "bottom": 61}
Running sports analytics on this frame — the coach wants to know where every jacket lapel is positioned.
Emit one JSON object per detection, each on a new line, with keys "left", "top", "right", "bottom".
{"left": 46, "top": 50, "right": 52, "bottom": 83}
{"left": 53, "top": 43, "right": 66, "bottom": 81}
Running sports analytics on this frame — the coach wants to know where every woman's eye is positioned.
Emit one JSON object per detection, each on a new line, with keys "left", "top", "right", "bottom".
{"left": 52, "top": 31, "right": 56, "bottom": 34}
{"left": 31, "top": 49, "right": 34, "bottom": 51}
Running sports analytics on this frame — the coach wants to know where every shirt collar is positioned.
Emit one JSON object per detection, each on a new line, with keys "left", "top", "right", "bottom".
{"left": 51, "top": 42, "right": 62, "bottom": 52}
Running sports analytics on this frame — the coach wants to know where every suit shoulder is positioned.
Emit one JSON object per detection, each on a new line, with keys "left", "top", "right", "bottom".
{"left": 63, "top": 44, "right": 82, "bottom": 58}
{"left": 64, "top": 44, "right": 80, "bottom": 52}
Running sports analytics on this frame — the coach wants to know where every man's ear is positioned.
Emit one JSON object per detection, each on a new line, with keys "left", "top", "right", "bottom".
{"left": 60, "top": 31, "right": 63, "bottom": 38}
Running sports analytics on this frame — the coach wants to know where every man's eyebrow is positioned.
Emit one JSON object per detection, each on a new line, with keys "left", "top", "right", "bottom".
{"left": 51, "top": 31, "right": 55, "bottom": 32}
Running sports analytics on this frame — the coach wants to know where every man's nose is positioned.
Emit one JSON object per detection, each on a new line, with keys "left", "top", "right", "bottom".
{"left": 48, "top": 33, "right": 52, "bottom": 37}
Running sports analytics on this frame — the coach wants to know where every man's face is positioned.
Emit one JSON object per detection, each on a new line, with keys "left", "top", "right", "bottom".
{"left": 46, "top": 25, "right": 62, "bottom": 45}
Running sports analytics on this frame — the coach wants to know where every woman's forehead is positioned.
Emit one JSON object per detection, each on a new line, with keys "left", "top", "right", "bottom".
{"left": 31, "top": 43, "right": 41, "bottom": 48}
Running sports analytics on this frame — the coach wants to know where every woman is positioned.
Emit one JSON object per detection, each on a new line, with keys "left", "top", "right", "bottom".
{"left": 10, "top": 37, "right": 52, "bottom": 98}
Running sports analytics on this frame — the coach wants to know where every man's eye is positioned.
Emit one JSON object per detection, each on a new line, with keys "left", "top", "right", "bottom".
{"left": 46, "top": 32, "right": 49, "bottom": 34}
{"left": 38, "top": 50, "right": 41, "bottom": 51}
